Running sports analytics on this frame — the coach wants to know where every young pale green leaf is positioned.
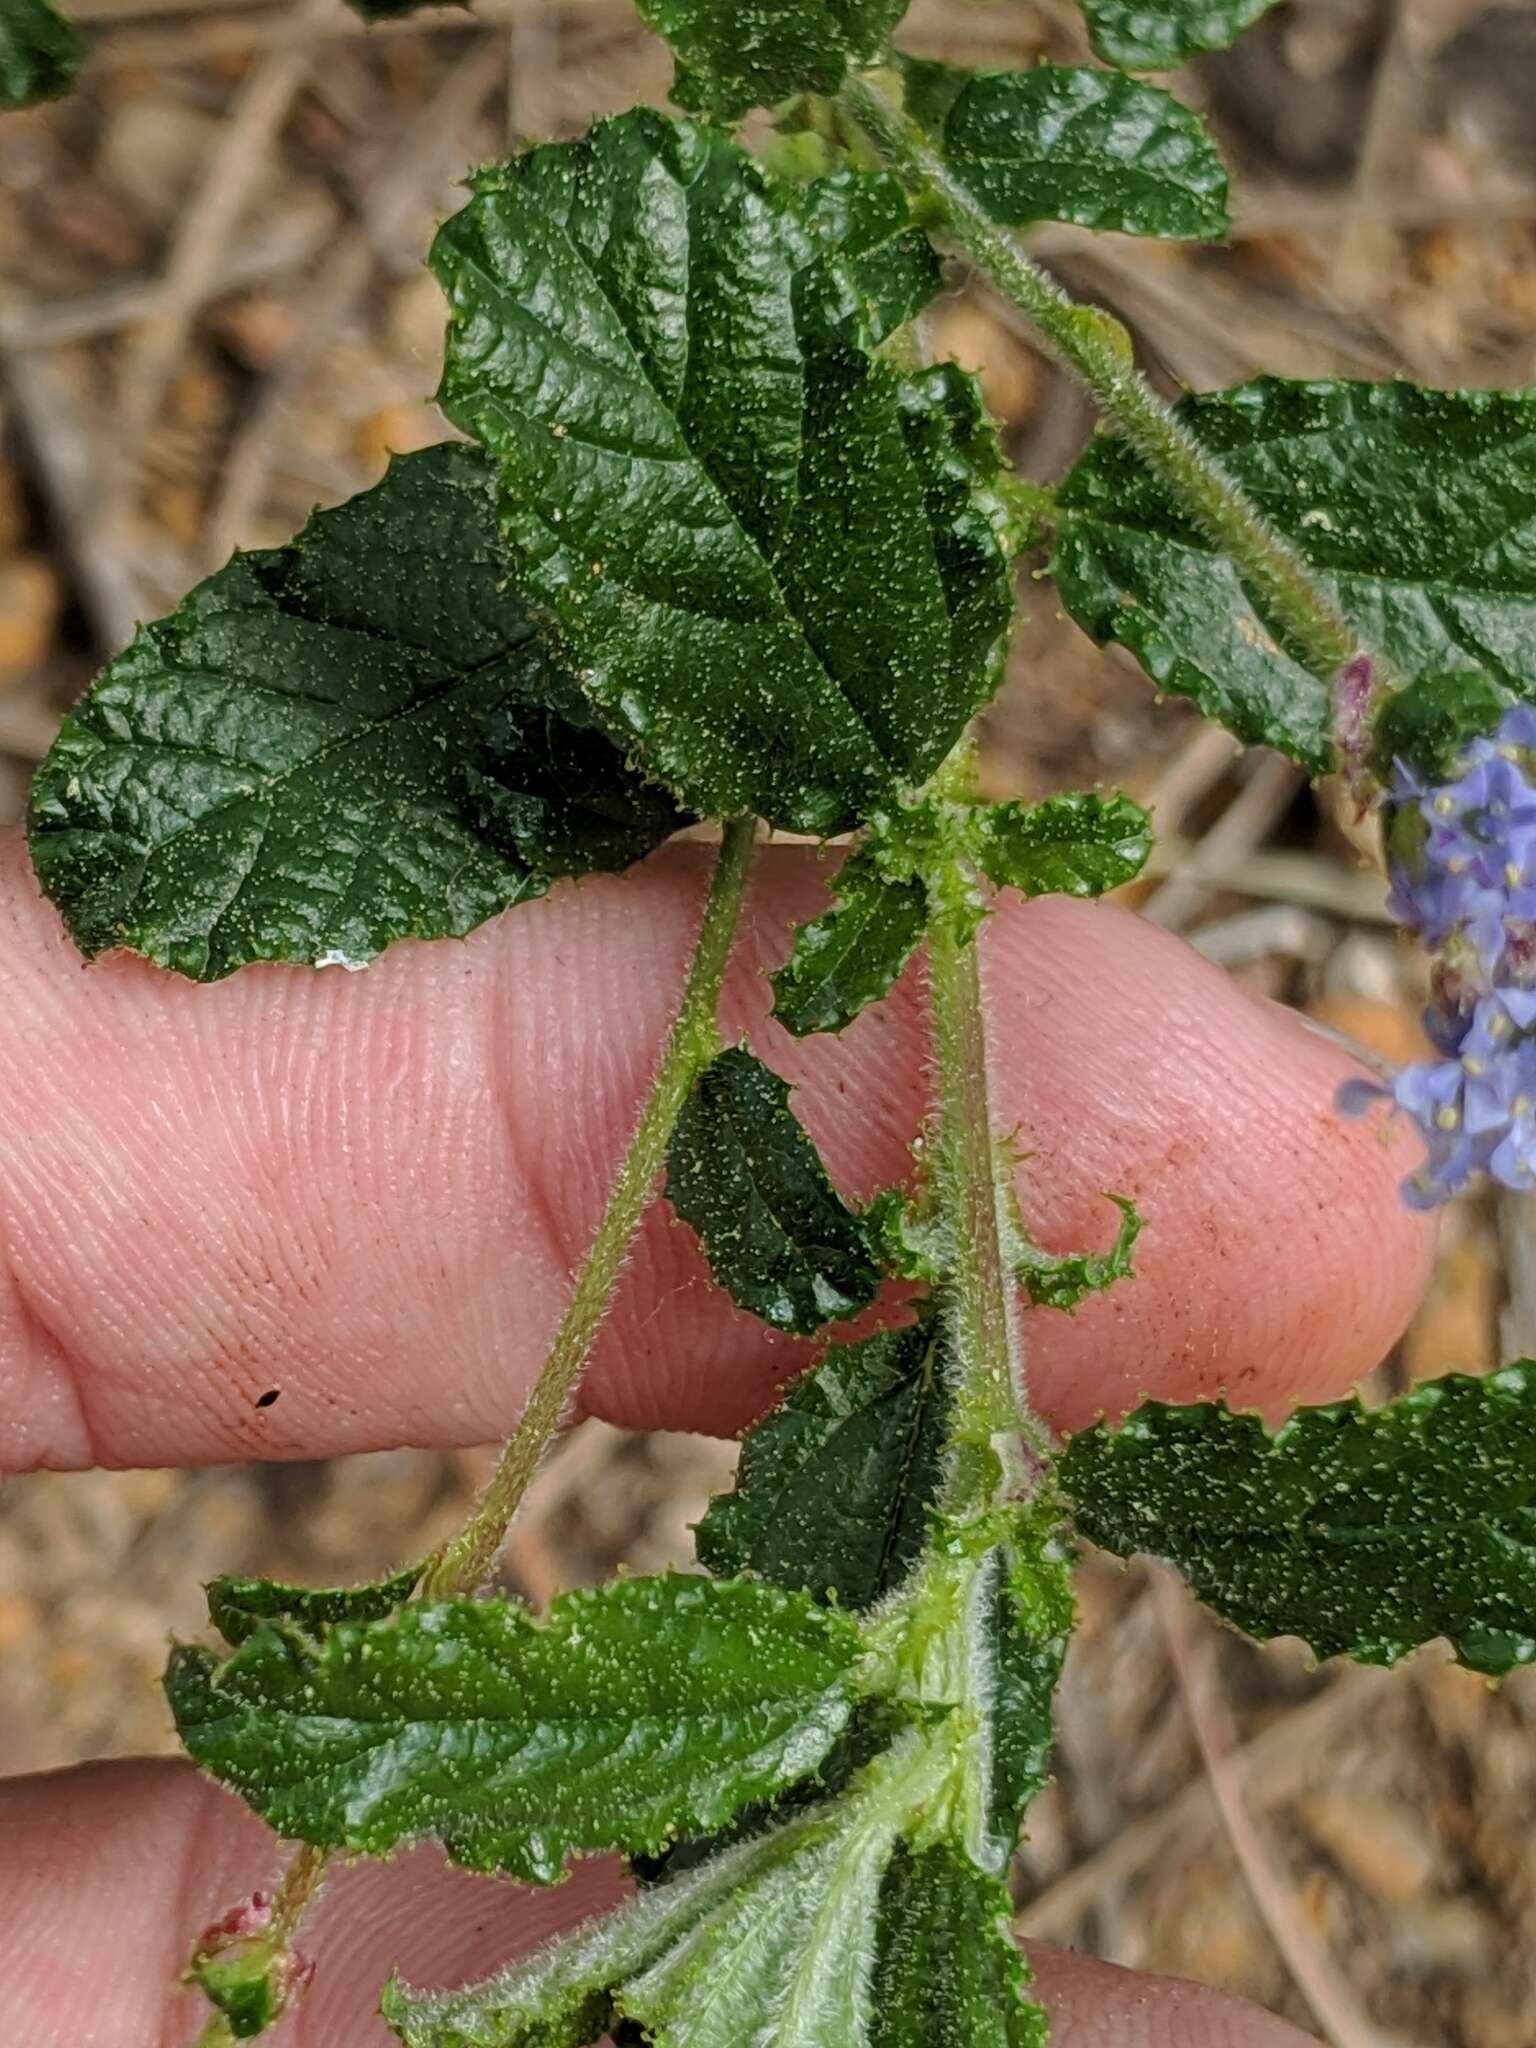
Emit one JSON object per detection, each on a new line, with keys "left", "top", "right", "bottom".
{"left": 386, "top": 1749, "right": 935, "bottom": 2048}
{"left": 771, "top": 848, "right": 927, "bottom": 1037}
{"left": 167, "top": 1576, "right": 864, "bottom": 1880}
{"left": 871, "top": 1844, "right": 1047, "bottom": 2048}
{"left": 615, "top": 1798, "right": 894, "bottom": 2046}
{"left": 903, "top": 59, "right": 1228, "bottom": 241}
{"left": 666, "top": 1047, "right": 881, "bottom": 1335}
{"left": 205, "top": 1566, "right": 422, "bottom": 1648}
{"left": 1009, "top": 1193, "right": 1141, "bottom": 1312}
{"left": 384, "top": 1822, "right": 791, "bottom": 2048}
{"left": 795, "top": 169, "right": 941, "bottom": 343}
{"left": 431, "top": 113, "right": 1013, "bottom": 835}
{"left": 697, "top": 1320, "right": 946, "bottom": 1608}
{"left": 0, "top": 0, "right": 83, "bottom": 108}
{"left": 635, "top": 0, "right": 908, "bottom": 120}
{"left": 1077, "top": 0, "right": 1281, "bottom": 69}
{"left": 1062, "top": 1363, "right": 1536, "bottom": 1676}
{"left": 978, "top": 790, "right": 1152, "bottom": 900}
{"left": 29, "top": 444, "right": 684, "bottom": 980}
{"left": 1055, "top": 378, "right": 1536, "bottom": 771}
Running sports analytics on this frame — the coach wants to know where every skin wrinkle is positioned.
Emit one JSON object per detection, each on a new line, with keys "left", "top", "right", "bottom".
{"left": 0, "top": 828, "right": 1432, "bottom": 1471}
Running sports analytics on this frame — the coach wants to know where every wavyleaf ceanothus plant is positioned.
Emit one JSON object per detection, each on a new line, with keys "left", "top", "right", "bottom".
{"left": 16, "top": 1, "right": 1536, "bottom": 2042}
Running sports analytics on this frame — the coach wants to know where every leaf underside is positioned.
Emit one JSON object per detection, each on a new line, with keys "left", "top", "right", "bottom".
{"left": 1055, "top": 377, "right": 1536, "bottom": 771}
{"left": 0, "top": 0, "right": 82, "bottom": 108}
{"left": 28, "top": 444, "right": 685, "bottom": 980}
{"left": 386, "top": 1775, "right": 908, "bottom": 2048}
{"left": 1077, "top": 0, "right": 1281, "bottom": 69}
{"left": 1063, "top": 1362, "right": 1536, "bottom": 1676}
{"left": 167, "top": 1576, "right": 864, "bottom": 1880}
{"left": 431, "top": 113, "right": 1013, "bottom": 836}
{"left": 904, "top": 59, "right": 1228, "bottom": 241}
{"left": 666, "top": 1047, "right": 881, "bottom": 1335}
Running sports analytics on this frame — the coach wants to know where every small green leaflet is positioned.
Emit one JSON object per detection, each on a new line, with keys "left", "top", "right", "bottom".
{"left": 698, "top": 1320, "right": 946, "bottom": 1608}
{"left": 795, "top": 169, "right": 940, "bottom": 344}
{"left": 903, "top": 59, "right": 1228, "bottom": 241}
{"left": 1062, "top": 1363, "right": 1536, "bottom": 1677}
{"left": 29, "top": 444, "right": 684, "bottom": 980}
{"left": 871, "top": 1844, "right": 1047, "bottom": 2048}
{"left": 1009, "top": 1192, "right": 1141, "bottom": 1311}
{"left": 635, "top": 0, "right": 907, "bottom": 120}
{"left": 1055, "top": 378, "right": 1536, "bottom": 771}
{"left": 771, "top": 848, "right": 927, "bottom": 1038}
{"left": 166, "top": 1576, "right": 864, "bottom": 1880}
{"left": 205, "top": 1565, "right": 422, "bottom": 1648}
{"left": 666, "top": 1047, "right": 881, "bottom": 1335}
{"left": 978, "top": 790, "right": 1152, "bottom": 899}
{"left": 431, "top": 113, "right": 1013, "bottom": 836}
{"left": 1076, "top": 0, "right": 1281, "bottom": 70}
{"left": 0, "top": 0, "right": 83, "bottom": 108}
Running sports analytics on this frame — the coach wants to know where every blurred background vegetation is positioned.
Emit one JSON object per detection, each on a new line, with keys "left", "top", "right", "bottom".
{"left": 3, "top": 3, "right": 1536, "bottom": 2040}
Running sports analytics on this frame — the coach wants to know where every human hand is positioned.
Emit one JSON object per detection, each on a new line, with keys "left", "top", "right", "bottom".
{"left": 0, "top": 831, "right": 1432, "bottom": 2045}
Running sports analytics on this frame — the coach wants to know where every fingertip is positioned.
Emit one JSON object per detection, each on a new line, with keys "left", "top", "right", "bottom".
{"left": 1026, "top": 1945, "right": 1321, "bottom": 2047}
{"left": 983, "top": 898, "right": 1436, "bottom": 1430}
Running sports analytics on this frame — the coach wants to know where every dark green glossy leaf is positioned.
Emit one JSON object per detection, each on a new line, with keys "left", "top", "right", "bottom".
{"left": 1062, "top": 1363, "right": 1536, "bottom": 1676}
{"left": 905, "top": 59, "right": 1227, "bottom": 240}
{"left": 167, "top": 1576, "right": 864, "bottom": 1880}
{"left": 1077, "top": 0, "right": 1281, "bottom": 69}
{"left": 1010, "top": 1192, "right": 1141, "bottom": 1311}
{"left": 205, "top": 1566, "right": 422, "bottom": 1649}
{"left": 635, "top": 0, "right": 907, "bottom": 120}
{"left": 0, "top": 0, "right": 83, "bottom": 108}
{"left": 29, "top": 445, "right": 684, "bottom": 980}
{"left": 796, "top": 169, "right": 941, "bottom": 343}
{"left": 698, "top": 1319, "right": 946, "bottom": 1607}
{"left": 666, "top": 1047, "right": 880, "bottom": 1335}
{"left": 978, "top": 790, "right": 1152, "bottom": 899}
{"left": 431, "top": 113, "right": 1012, "bottom": 835}
{"left": 871, "top": 1843, "right": 1047, "bottom": 2048}
{"left": 1055, "top": 378, "right": 1536, "bottom": 771}
{"left": 988, "top": 1539, "right": 1072, "bottom": 1842}
{"left": 771, "top": 848, "right": 927, "bottom": 1037}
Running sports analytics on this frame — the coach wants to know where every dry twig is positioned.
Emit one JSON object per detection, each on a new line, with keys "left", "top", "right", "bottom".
{"left": 1153, "top": 1570, "right": 1413, "bottom": 2048}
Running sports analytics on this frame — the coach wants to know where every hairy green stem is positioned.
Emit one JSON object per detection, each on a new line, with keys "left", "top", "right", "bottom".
{"left": 840, "top": 72, "right": 1365, "bottom": 690}
{"left": 187, "top": 821, "right": 757, "bottom": 2041}
{"left": 927, "top": 907, "right": 1030, "bottom": 1518}
{"left": 422, "top": 814, "right": 758, "bottom": 1596}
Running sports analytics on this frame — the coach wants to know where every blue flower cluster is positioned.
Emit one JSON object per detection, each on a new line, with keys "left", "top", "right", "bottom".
{"left": 1343, "top": 706, "right": 1536, "bottom": 1207}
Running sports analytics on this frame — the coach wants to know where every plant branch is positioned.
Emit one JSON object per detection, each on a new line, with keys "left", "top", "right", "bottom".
{"left": 422, "top": 815, "right": 758, "bottom": 1596}
{"left": 185, "top": 821, "right": 756, "bottom": 2041}
{"left": 839, "top": 72, "right": 1367, "bottom": 694}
